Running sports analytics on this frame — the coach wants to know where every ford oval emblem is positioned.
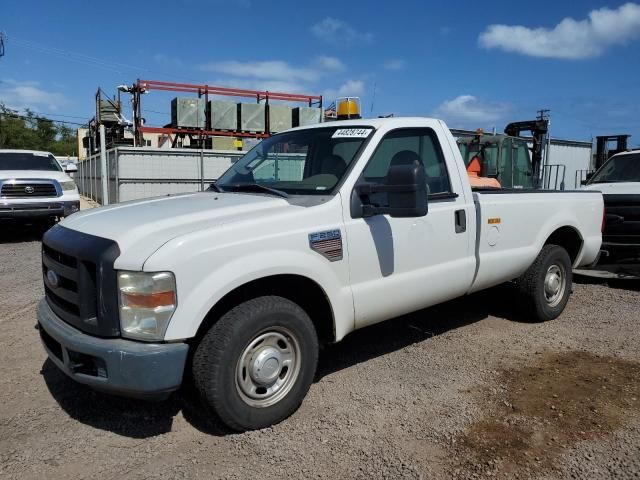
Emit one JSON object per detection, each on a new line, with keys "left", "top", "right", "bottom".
{"left": 46, "top": 270, "right": 60, "bottom": 289}
{"left": 24, "top": 186, "right": 35, "bottom": 194}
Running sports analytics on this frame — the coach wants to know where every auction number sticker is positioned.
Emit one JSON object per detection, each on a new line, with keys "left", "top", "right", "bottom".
{"left": 332, "top": 128, "right": 372, "bottom": 138}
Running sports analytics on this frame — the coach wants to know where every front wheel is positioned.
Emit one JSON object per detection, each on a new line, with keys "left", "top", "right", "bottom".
{"left": 192, "top": 296, "right": 318, "bottom": 431}
{"left": 516, "top": 244, "right": 573, "bottom": 321}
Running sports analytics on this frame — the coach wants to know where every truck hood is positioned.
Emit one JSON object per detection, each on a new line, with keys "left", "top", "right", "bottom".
{"left": 583, "top": 182, "right": 640, "bottom": 195}
{"left": 0, "top": 170, "right": 73, "bottom": 182}
{"left": 61, "top": 192, "right": 294, "bottom": 269}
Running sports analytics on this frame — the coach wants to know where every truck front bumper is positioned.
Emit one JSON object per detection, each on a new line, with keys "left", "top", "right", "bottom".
{"left": 37, "top": 299, "right": 189, "bottom": 399}
{"left": 0, "top": 200, "right": 80, "bottom": 219}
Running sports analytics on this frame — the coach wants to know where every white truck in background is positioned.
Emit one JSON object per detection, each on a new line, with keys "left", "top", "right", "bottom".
{"left": 37, "top": 118, "right": 603, "bottom": 431}
{"left": 0, "top": 149, "right": 80, "bottom": 224}
{"left": 582, "top": 150, "right": 640, "bottom": 272}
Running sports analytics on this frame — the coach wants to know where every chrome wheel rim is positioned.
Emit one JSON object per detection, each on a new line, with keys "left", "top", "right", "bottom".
{"left": 544, "top": 263, "right": 566, "bottom": 307}
{"left": 235, "top": 327, "right": 301, "bottom": 408}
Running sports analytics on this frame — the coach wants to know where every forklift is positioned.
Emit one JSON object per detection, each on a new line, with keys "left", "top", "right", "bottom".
{"left": 456, "top": 112, "right": 550, "bottom": 189}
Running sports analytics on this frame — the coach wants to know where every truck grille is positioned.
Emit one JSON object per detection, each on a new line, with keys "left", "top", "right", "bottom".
{"left": 1, "top": 182, "right": 58, "bottom": 198}
{"left": 603, "top": 194, "right": 640, "bottom": 246}
{"left": 42, "top": 243, "right": 97, "bottom": 330}
{"left": 41, "top": 225, "right": 121, "bottom": 337}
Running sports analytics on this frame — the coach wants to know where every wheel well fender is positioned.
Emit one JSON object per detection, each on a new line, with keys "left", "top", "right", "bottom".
{"left": 543, "top": 226, "right": 583, "bottom": 265}
{"left": 194, "top": 274, "right": 336, "bottom": 346}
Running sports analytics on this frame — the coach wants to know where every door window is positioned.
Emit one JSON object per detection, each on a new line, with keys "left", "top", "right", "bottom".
{"left": 362, "top": 128, "right": 452, "bottom": 196}
{"left": 511, "top": 140, "right": 534, "bottom": 188}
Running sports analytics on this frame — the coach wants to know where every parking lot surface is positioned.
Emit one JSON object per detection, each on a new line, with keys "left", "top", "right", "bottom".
{"left": 1, "top": 226, "right": 639, "bottom": 479}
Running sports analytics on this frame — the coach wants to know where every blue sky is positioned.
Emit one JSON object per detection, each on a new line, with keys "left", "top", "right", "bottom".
{"left": 1, "top": 0, "right": 640, "bottom": 145}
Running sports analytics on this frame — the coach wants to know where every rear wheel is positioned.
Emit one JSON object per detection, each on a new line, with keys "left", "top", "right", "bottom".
{"left": 192, "top": 296, "right": 318, "bottom": 431}
{"left": 516, "top": 244, "right": 572, "bottom": 321}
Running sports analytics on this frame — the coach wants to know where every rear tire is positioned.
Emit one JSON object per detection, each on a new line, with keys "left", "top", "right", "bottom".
{"left": 516, "top": 244, "right": 572, "bottom": 321}
{"left": 192, "top": 296, "right": 318, "bottom": 431}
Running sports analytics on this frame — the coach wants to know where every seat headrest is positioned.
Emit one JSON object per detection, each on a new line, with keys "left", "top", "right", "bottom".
{"left": 390, "top": 150, "right": 421, "bottom": 166}
{"left": 321, "top": 154, "right": 347, "bottom": 176}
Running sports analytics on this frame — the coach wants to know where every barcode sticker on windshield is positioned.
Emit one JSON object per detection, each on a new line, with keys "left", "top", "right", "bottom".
{"left": 332, "top": 128, "right": 372, "bottom": 138}
{"left": 33, "top": 152, "right": 49, "bottom": 156}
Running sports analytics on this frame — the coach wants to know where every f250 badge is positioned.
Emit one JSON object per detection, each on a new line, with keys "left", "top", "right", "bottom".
{"left": 309, "top": 229, "right": 343, "bottom": 262}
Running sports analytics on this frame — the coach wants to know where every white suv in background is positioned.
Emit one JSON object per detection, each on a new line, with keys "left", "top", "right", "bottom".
{"left": 0, "top": 149, "right": 80, "bottom": 224}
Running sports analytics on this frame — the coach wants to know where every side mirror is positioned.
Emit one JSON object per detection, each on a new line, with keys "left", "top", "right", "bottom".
{"left": 65, "top": 164, "right": 78, "bottom": 173}
{"left": 581, "top": 172, "right": 595, "bottom": 185}
{"left": 351, "top": 162, "right": 428, "bottom": 218}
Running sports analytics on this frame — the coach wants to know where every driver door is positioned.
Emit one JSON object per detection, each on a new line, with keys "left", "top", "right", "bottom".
{"left": 343, "top": 128, "right": 476, "bottom": 328}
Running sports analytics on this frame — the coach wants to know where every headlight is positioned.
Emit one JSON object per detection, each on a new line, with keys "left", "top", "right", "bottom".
{"left": 118, "top": 271, "right": 177, "bottom": 341}
{"left": 60, "top": 181, "right": 77, "bottom": 191}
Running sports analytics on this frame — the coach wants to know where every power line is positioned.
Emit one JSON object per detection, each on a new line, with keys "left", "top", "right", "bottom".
{"left": 8, "top": 36, "right": 149, "bottom": 77}
{"left": 0, "top": 110, "right": 88, "bottom": 127}
{"left": 6, "top": 34, "right": 211, "bottom": 84}
{"left": 29, "top": 111, "right": 90, "bottom": 120}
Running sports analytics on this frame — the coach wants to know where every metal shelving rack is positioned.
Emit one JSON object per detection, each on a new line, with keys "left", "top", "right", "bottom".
{"left": 132, "top": 79, "right": 323, "bottom": 147}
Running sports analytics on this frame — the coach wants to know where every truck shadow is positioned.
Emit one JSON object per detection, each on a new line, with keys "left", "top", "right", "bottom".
{"left": 41, "top": 284, "right": 523, "bottom": 438}
{"left": 0, "top": 221, "right": 52, "bottom": 243}
{"left": 574, "top": 273, "right": 640, "bottom": 292}
{"left": 40, "top": 359, "right": 184, "bottom": 438}
{"left": 316, "top": 283, "right": 521, "bottom": 381}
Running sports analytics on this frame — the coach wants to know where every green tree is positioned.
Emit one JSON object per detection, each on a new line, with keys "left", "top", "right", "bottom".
{"left": 0, "top": 103, "right": 78, "bottom": 155}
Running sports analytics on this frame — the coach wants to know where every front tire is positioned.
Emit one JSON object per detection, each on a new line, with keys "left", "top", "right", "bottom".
{"left": 516, "top": 244, "right": 572, "bottom": 321}
{"left": 192, "top": 296, "right": 318, "bottom": 431}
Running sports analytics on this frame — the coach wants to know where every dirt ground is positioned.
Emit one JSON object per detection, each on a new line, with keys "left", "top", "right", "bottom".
{"left": 1, "top": 224, "right": 639, "bottom": 480}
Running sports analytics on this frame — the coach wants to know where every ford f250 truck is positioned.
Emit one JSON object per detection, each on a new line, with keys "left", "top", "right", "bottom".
{"left": 37, "top": 118, "right": 603, "bottom": 431}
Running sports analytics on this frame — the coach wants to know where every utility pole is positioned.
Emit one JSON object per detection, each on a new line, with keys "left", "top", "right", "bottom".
{"left": 537, "top": 109, "right": 550, "bottom": 122}
{"left": 0, "top": 32, "right": 6, "bottom": 58}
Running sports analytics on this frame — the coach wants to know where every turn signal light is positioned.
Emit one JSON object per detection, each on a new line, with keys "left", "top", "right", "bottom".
{"left": 121, "top": 290, "right": 176, "bottom": 309}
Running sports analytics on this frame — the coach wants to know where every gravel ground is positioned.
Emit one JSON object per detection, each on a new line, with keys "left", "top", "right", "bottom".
{"left": 0, "top": 225, "right": 639, "bottom": 479}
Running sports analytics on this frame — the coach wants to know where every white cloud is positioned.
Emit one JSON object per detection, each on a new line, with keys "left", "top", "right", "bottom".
{"left": 211, "top": 77, "right": 309, "bottom": 94}
{"left": 317, "top": 55, "right": 345, "bottom": 72}
{"left": 311, "top": 17, "right": 373, "bottom": 46}
{"left": 337, "top": 79, "right": 365, "bottom": 96}
{"left": 433, "top": 95, "right": 509, "bottom": 126}
{"left": 199, "top": 60, "right": 319, "bottom": 82}
{"left": 323, "top": 79, "right": 365, "bottom": 102}
{"left": 199, "top": 57, "right": 366, "bottom": 101}
{"left": 0, "top": 79, "right": 67, "bottom": 111}
{"left": 479, "top": 2, "right": 640, "bottom": 59}
{"left": 201, "top": 57, "right": 352, "bottom": 95}
{"left": 383, "top": 59, "right": 406, "bottom": 71}
{"left": 153, "top": 53, "right": 183, "bottom": 67}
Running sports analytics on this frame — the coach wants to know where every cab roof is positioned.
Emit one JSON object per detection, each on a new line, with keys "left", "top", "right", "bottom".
{"left": 0, "top": 149, "right": 55, "bottom": 155}
{"left": 287, "top": 116, "right": 446, "bottom": 132}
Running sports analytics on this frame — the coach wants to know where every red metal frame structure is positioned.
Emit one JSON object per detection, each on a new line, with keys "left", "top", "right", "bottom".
{"left": 132, "top": 79, "right": 322, "bottom": 147}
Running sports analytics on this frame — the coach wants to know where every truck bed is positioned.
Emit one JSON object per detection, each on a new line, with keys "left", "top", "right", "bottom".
{"left": 469, "top": 189, "right": 603, "bottom": 293}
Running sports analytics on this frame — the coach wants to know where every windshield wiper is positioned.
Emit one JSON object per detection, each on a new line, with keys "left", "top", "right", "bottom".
{"left": 225, "top": 183, "right": 289, "bottom": 198}
{"left": 207, "top": 182, "right": 223, "bottom": 192}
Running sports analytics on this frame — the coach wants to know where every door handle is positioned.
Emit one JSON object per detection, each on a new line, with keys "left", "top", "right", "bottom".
{"left": 455, "top": 209, "right": 466, "bottom": 233}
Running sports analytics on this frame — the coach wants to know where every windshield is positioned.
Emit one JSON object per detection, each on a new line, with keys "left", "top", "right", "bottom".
{"left": 0, "top": 152, "right": 62, "bottom": 171}
{"left": 216, "top": 126, "right": 372, "bottom": 195}
{"left": 589, "top": 153, "right": 640, "bottom": 183}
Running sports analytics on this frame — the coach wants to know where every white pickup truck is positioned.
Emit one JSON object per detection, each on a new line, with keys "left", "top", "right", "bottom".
{"left": 37, "top": 118, "right": 603, "bottom": 431}
{"left": 582, "top": 150, "right": 640, "bottom": 268}
{"left": 0, "top": 149, "right": 80, "bottom": 223}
